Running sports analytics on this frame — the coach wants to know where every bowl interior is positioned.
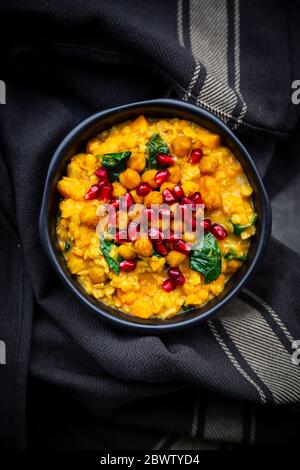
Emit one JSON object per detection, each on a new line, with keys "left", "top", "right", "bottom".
{"left": 41, "top": 100, "right": 270, "bottom": 331}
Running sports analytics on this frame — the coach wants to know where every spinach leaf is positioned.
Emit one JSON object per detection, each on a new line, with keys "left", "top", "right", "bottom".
{"left": 64, "top": 240, "right": 71, "bottom": 251}
{"left": 189, "top": 232, "right": 222, "bottom": 283}
{"left": 100, "top": 237, "right": 121, "bottom": 274}
{"left": 146, "top": 133, "right": 170, "bottom": 169}
{"left": 97, "top": 151, "right": 131, "bottom": 182}
{"left": 231, "top": 213, "right": 257, "bottom": 236}
{"left": 224, "top": 246, "right": 246, "bottom": 262}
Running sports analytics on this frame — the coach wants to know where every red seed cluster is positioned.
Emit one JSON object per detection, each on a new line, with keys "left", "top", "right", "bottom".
{"left": 85, "top": 145, "right": 227, "bottom": 291}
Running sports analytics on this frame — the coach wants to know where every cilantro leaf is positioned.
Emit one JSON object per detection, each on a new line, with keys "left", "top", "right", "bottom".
{"left": 231, "top": 213, "right": 257, "bottom": 236}
{"left": 100, "top": 237, "right": 121, "bottom": 274}
{"left": 189, "top": 232, "right": 222, "bottom": 283}
{"left": 146, "top": 133, "right": 170, "bottom": 169}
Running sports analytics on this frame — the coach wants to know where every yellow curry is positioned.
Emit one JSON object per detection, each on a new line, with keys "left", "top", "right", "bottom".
{"left": 56, "top": 115, "right": 256, "bottom": 319}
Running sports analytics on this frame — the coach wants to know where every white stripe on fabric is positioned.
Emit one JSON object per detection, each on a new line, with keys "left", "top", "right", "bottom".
{"left": 203, "top": 395, "right": 244, "bottom": 443}
{"left": 221, "top": 298, "right": 300, "bottom": 404}
{"left": 208, "top": 320, "right": 266, "bottom": 403}
{"left": 243, "top": 288, "right": 294, "bottom": 344}
{"left": 232, "top": 0, "right": 247, "bottom": 128}
{"left": 183, "top": 60, "right": 201, "bottom": 101}
{"left": 177, "top": 0, "right": 185, "bottom": 47}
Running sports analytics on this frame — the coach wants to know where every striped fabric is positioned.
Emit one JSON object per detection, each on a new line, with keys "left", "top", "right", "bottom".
{"left": 1, "top": 0, "right": 300, "bottom": 451}
{"left": 178, "top": 0, "right": 247, "bottom": 127}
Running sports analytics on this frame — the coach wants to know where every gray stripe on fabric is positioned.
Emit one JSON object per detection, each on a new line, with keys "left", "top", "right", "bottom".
{"left": 189, "top": 0, "right": 238, "bottom": 121}
{"left": 190, "top": 397, "right": 199, "bottom": 437}
{"left": 208, "top": 320, "right": 266, "bottom": 403}
{"left": 196, "top": 72, "right": 238, "bottom": 116}
{"left": 249, "top": 405, "right": 256, "bottom": 444}
{"left": 220, "top": 298, "right": 300, "bottom": 404}
{"left": 243, "top": 288, "right": 294, "bottom": 344}
{"left": 183, "top": 60, "right": 201, "bottom": 101}
{"left": 177, "top": 0, "right": 185, "bottom": 47}
{"left": 152, "top": 434, "right": 172, "bottom": 450}
{"left": 232, "top": 0, "right": 247, "bottom": 128}
{"left": 203, "top": 396, "right": 243, "bottom": 443}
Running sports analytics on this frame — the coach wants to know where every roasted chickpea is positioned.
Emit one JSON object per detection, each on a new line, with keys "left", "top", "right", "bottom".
{"left": 166, "top": 250, "right": 186, "bottom": 267}
{"left": 119, "top": 168, "right": 141, "bottom": 189}
{"left": 134, "top": 238, "right": 153, "bottom": 257}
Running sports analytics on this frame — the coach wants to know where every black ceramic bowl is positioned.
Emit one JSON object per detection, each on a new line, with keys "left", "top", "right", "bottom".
{"left": 39, "top": 99, "right": 271, "bottom": 333}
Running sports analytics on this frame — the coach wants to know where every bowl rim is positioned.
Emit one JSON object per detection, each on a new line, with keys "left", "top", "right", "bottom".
{"left": 39, "top": 98, "right": 271, "bottom": 333}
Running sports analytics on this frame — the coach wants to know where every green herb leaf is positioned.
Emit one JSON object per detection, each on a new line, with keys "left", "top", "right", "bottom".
{"left": 64, "top": 240, "right": 71, "bottom": 251}
{"left": 100, "top": 151, "right": 131, "bottom": 168}
{"left": 189, "top": 232, "right": 222, "bottom": 283}
{"left": 100, "top": 237, "right": 120, "bottom": 274}
{"left": 231, "top": 213, "right": 257, "bottom": 236}
{"left": 146, "top": 133, "right": 170, "bottom": 169}
{"left": 224, "top": 246, "right": 247, "bottom": 262}
{"left": 97, "top": 151, "right": 131, "bottom": 182}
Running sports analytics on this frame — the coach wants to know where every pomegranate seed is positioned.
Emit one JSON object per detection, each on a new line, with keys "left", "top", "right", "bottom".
{"left": 175, "top": 272, "right": 185, "bottom": 286}
{"left": 136, "top": 182, "right": 152, "bottom": 196}
{"left": 84, "top": 185, "right": 100, "bottom": 200}
{"left": 99, "top": 183, "right": 113, "bottom": 201}
{"left": 187, "top": 217, "right": 196, "bottom": 231}
{"left": 111, "top": 198, "right": 119, "bottom": 210}
{"left": 166, "top": 231, "right": 181, "bottom": 244}
{"left": 142, "top": 207, "right": 155, "bottom": 222}
{"left": 95, "top": 168, "right": 108, "bottom": 180}
{"left": 148, "top": 227, "right": 162, "bottom": 240}
{"left": 119, "top": 260, "right": 136, "bottom": 272}
{"left": 128, "top": 222, "right": 139, "bottom": 242}
{"left": 115, "top": 230, "right": 128, "bottom": 243}
{"left": 174, "top": 239, "right": 191, "bottom": 254}
{"left": 181, "top": 197, "right": 196, "bottom": 210}
{"left": 200, "top": 218, "right": 211, "bottom": 233}
{"left": 211, "top": 223, "right": 227, "bottom": 240}
{"left": 162, "top": 188, "right": 176, "bottom": 204}
{"left": 189, "top": 148, "right": 203, "bottom": 164}
{"left": 156, "top": 153, "right": 175, "bottom": 167}
{"left": 124, "top": 192, "right": 133, "bottom": 209}
{"left": 168, "top": 267, "right": 181, "bottom": 279}
{"left": 190, "top": 191, "right": 203, "bottom": 204}
{"left": 161, "top": 278, "right": 176, "bottom": 292}
{"left": 173, "top": 184, "right": 184, "bottom": 201}
{"left": 154, "top": 240, "right": 168, "bottom": 256}
{"left": 154, "top": 169, "right": 169, "bottom": 186}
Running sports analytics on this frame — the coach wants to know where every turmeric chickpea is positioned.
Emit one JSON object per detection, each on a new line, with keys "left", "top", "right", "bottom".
{"left": 130, "top": 189, "right": 144, "bottom": 203}
{"left": 142, "top": 169, "right": 159, "bottom": 188}
{"left": 172, "top": 135, "right": 192, "bottom": 157}
{"left": 119, "top": 168, "right": 141, "bottom": 190}
{"left": 127, "top": 153, "right": 146, "bottom": 172}
{"left": 112, "top": 181, "right": 127, "bottom": 197}
{"left": 118, "top": 244, "right": 137, "bottom": 260}
{"left": 144, "top": 191, "right": 163, "bottom": 206}
{"left": 166, "top": 250, "right": 186, "bottom": 267}
{"left": 134, "top": 238, "right": 153, "bottom": 257}
{"left": 199, "top": 156, "right": 218, "bottom": 174}
{"left": 168, "top": 165, "right": 181, "bottom": 183}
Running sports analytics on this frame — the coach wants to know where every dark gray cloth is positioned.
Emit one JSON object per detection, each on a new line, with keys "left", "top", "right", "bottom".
{"left": 0, "top": 0, "right": 300, "bottom": 450}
